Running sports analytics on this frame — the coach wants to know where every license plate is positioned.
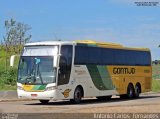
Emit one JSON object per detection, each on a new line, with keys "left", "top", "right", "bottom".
{"left": 31, "top": 94, "right": 37, "bottom": 97}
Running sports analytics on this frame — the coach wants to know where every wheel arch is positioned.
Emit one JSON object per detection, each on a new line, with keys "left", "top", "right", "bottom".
{"left": 128, "top": 82, "right": 134, "bottom": 88}
{"left": 75, "top": 85, "right": 84, "bottom": 97}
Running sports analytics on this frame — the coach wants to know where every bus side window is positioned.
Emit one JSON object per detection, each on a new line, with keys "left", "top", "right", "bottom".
{"left": 58, "top": 45, "right": 73, "bottom": 85}
{"left": 59, "top": 57, "right": 67, "bottom": 75}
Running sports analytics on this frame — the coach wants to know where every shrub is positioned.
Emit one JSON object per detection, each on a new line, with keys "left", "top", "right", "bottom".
{"left": 0, "top": 67, "right": 17, "bottom": 86}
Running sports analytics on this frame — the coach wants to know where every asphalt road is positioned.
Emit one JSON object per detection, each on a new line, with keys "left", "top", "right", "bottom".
{"left": 0, "top": 93, "right": 160, "bottom": 114}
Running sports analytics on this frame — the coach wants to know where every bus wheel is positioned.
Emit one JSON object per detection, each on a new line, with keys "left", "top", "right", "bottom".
{"left": 39, "top": 100, "right": 49, "bottom": 104}
{"left": 134, "top": 84, "right": 141, "bottom": 98}
{"left": 71, "top": 87, "right": 82, "bottom": 104}
{"left": 127, "top": 84, "right": 134, "bottom": 99}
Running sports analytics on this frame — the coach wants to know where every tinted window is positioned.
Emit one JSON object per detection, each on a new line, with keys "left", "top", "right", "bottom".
{"left": 88, "top": 47, "right": 101, "bottom": 64}
{"left": 58, "top": 45, "right": 73, "bottom": 85}
{"left": 74, "top": 45, "right": 151, "bottom": 66}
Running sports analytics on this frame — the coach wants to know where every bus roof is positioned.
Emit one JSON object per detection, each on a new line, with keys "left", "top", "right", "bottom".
{"left": 25, "top": 40, "right": 150, "bottom": 51}
{"left": 75, "top": 40, "right": 150, "bottom": 51}
{"left": 25, "top": 41, "right": 75, "bottom": 46}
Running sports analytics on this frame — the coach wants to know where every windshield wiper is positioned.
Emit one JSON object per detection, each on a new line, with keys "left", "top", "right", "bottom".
{"left": 37, "top": 63, "right": 44, "bottom": 84}
{"left": 23, "top": 57, "right": 44, "bottom": 84}
{"left": 24, "top": 61, "right": 36, "bottom": 84}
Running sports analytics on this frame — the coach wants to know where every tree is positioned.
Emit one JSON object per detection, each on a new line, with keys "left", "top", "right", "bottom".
{"left": 3, "top": 18, "right": 32, "bottom": 71}
{"left": 3, "top": 18, "right": 32, "bottom": 53}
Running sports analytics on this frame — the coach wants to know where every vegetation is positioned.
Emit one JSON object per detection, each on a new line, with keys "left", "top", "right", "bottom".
{"left": 152, "top": 64, "right": 160, "bottom": 79}
{"left": 0, "top": 46, "right": 18, "bottom": 90}
{"left": 3, "top": 18, "right": 31, "bottom": 53}
{"left": 152, "top": 80, "right": 160, "bottom": 92}
{"left": 0, "top": 18, "right": 31, "bottom": 90}
{"left": 152, "top": 61, "right": 160, "bottom": 92}
{"left": 0, "top": 68, "right": 17, "bottom": 90}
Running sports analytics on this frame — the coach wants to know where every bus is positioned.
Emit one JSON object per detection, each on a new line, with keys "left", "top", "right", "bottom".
{"left": 13, "top": 40, "right": 152, "bottom": 104}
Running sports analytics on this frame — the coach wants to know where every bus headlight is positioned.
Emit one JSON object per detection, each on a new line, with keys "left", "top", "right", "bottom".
{"left": 45, "top": 86, "right": 57, "bottom": 91}
{"left": 17, "top": 86, "right": 24, "bottom": 90}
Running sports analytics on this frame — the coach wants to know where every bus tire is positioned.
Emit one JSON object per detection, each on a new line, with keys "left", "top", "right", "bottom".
{"left": 39, "top": 100, "right": 49, "bottom": 104}
{"left": 71, "top": 87, "right": 83, "bottom": 104}
{"left": 134, "top": 84, "right": 141, "bottom": 98}
{"left": 127, "top": 84, "right": 134, "bottom": 99}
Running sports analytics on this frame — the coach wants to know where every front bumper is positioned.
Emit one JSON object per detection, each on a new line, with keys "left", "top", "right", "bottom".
{"left": 17, "top": 89, "right": 57, "bottom": 100}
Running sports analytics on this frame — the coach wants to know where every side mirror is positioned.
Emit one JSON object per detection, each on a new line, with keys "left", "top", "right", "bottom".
{"left": 53, "top": 55, "right": 58, "bottom": 67}
{"left": 10, "top": 55, "right": 19, "bottom": 67}
{"left": 53, "top": 54, "right": 61, "bottom": 67}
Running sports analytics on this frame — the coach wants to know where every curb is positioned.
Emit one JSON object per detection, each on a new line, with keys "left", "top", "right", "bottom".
{"left": 0, "top": 91, "right": 33, "bottom": 102}
{"left": 0, "top": 90, "right": 17, "bottom": 100}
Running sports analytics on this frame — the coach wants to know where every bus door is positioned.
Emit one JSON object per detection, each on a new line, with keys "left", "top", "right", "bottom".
{"left": 57, "top": 45, "right": 73, "bottom": 99}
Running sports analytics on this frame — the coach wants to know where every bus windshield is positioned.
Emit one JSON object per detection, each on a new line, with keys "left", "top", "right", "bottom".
{"left": 18, "top": 56, "right": 56, "bottom": 84}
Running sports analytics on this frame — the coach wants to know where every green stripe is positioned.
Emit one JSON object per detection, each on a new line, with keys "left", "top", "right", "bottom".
{"left": 32, "top": 85, "right": 41, "bottom": 90}
{"left": 32, "top": 85, "right": 46, "bottom": 90}
{"left": 87, "top": 65, "right": 106, "bottom": 90}
{"left": 97, "top": 66, "right": 114, "bottom": 90}
{"left": 38, "top": 85, "right": 47, "bottom": 90}
{"left": 87, "top": 65, "right": 114, "bottom": 90}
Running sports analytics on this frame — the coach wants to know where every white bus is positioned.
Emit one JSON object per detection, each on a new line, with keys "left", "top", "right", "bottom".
{"left": 14, "top": 40, "right": 152, "bottom": 104}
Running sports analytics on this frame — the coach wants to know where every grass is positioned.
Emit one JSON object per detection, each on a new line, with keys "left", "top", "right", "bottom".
{"left": 0, "top": 46, "right": 18, "bottom": 90}
{"left": 0, "top": 84, "right": 16, "bottom": 90}
{"left": 152, "top": 80, "right": 160, "bottom": 92}
{"left": 152, "top": 64, "right": 160, "bottom": 79}
{"left": 152, "top": 64, "right": 160, "bottom": 92}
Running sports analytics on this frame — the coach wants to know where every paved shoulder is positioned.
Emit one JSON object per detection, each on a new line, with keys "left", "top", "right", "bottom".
{"left": 0, "top": 91, "right": 17, "bottom": 101}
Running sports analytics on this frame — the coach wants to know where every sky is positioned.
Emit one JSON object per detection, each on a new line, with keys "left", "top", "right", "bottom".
{"left": 0, "top": 0, "right": 160, "bottom": 60}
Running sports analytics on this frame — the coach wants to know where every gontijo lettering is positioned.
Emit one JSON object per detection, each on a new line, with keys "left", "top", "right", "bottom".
{"left": 113, "top": 68, "right": 135, "bottom": 74}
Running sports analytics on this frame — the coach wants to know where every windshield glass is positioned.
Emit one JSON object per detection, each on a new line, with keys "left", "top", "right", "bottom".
{"left": 18, "top": 56, "right": 56, "bottom": 84}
